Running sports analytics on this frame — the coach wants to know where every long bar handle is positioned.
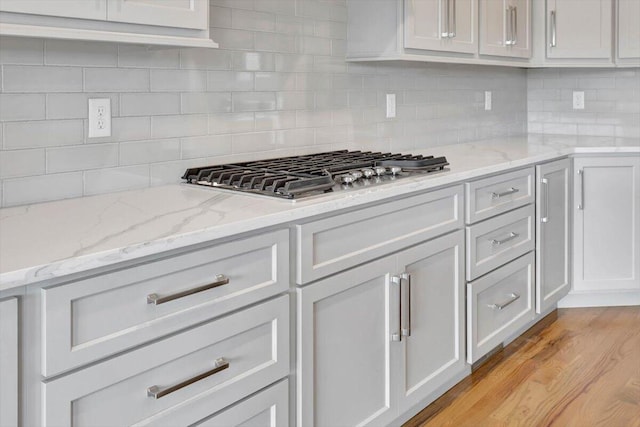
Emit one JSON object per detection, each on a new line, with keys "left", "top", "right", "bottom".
{"left": 391, "top": 275, "right": 402, "bottom": 342}
{"left": 512, "top": 6, "right": 518, "bottom": 46}
{"left": 147, "top": 274, "right": 229, "bottom": 305}
{"left": 549, "top": 10, "right": 557, "bottom": 47}
{"left": 449, "top": 0, "right": 456, "bottom": 38}
{"left": 577, "top": 169, "right": 584, "bottom": 210}
{"left": 488, "top": 293, "right": 520, "bottom": 310}
{"left": 541, "top": 177, "right": 549, "bottom": 223}
{"left": 491, "top": 187, "right": 519, "bottom": 199}
{"left": 505, "top": 6, "right": 513, "bottom": 45}
{"left": 147, "top": 358, "right": 229, "bottom": 399}
{"left": 400, "top": 273, "right": 411, "bottom": 337}
{"left": 441, "top": 0, "right": 450, "bottom": 38}
{"left": 491, "top": 232, "right": 519, "bottom": 246}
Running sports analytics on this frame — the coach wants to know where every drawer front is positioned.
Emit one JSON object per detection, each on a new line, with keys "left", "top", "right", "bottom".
{"left": 194, "top": 379, "right": 288, "bottom": 427}
{"left": 43, "top": 295, "right": 289, "bottom": 427}
{"left": 465, "top": 168, "right": 534, "bottom": 224}
{"left": 467, "top": 253, "right": 535, "bottom": 364}
{"left": 466, "top": 204, "right": 534, "bottom": 281}
{"left": 42, "top": 229, "right": 289, "bottom": 377}
{"left": 296, "top": 185, "right": 463, "bottom": 284}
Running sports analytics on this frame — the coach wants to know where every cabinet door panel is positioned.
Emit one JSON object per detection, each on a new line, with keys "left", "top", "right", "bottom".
{"left": 618, "top": 0, "right": 640, "bottom": 59}
{"left": 546, "top": 0, "right": 612, "bottom": 59}
{"left": 536, "top": 159, "right": 571, "bottom": 313}
{"left": 398, "top": 231, "right": 466, "bottom": 411}
{"left": 573, "top": 156, "right": 640, "bottom": 292}
{"left": 479, "top": 0, "right": 509, "bottom": 56}
{"left": 0, "top": 0, "right": 107, "bottom": 20}
{"left": 509, "top": 0, "right": 532, "bottom": 58}
{"left": 297, "top": 257, "right": 398, "bottom": 427}
{"left": 0, "top": 297, "right": 19, "bottom": 427}
{"left": 107, "top": 0, "right": 208, "bottom": 29}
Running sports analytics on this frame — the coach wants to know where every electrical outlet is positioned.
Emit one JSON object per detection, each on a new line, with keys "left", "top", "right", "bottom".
{"left": 88, "top": 98, "right": 111, "bottom": 138}
{"left": 573, "top": 91, "right": 585, "bottom": 110}
{"left": 484, "top": 91, "right": 492, "bottom": 111}
{"left": 386, "top": 93, "right": 396, "bottom": 118}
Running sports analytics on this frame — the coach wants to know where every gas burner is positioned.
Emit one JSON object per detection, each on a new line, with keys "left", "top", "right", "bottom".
{"left": 182, "top": 150, "right": 449, "bottom": 199}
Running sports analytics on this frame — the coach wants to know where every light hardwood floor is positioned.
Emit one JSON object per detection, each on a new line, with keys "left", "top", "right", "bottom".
{"left": 405, "top": 307, "right": 640, "bottom": 427}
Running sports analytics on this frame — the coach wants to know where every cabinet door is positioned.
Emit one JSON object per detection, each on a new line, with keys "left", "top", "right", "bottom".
{"left": 397, "top": 231, "right": 466, "bottom": 412}
{"left": 536, "top": 159, "right": 571, "bottom": 313}
{"left": 618, "top": 0, "right": 640, "bottom": 59}
{"left": 297, "top": 256, "right": 399, "bottom": 427}
{"left": 405, "top": 0, "right": 477, "bottom": 54}
{"left": 479, "top": 0, "right": 531, "bottom": 58}
{"left": 0, "top": 297, "right": 19, "bottom": 427}
{"left": 573, "top": 156, "right": 640, "bottom": 293}
{"left": 0, "top": 0, "right": 107, "bottom": 20}
{"left": 107, "top": 0, "right": 208, "bottom": 29}
{"left": 546, "top": 0, "right": 612, "bottom": 59}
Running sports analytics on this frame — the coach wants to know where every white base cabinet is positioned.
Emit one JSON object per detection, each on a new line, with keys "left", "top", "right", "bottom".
{"left": 536, "top": 159, "right": 571, "bottom": 313}
{"left": 567, "top": 156, "right": 640, "bottom": 306}
{"left": 0, "top": 297, "right": 19, "bottom": 427}
{"left": 297, "top": 231, "right": 466, "bottom": 427}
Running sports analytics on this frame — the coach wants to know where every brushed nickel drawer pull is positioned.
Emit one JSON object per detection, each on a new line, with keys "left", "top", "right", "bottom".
{"left": 147, "top": 274, "right": 230, "bottom": 305}
{"left": 491, "top": 187, "right": 519, "bottom": 199}
{"left": 541, "top": 178, "right": 549, "bottom": 223}
{"left": 488, "top": 293, "right": 520, "bottom": 310}
{"left": 391, "top": 275, "right": 402, "bottom": 342}
{"left": 490, "top": 232, "right": 519, "bottom": 246}
{"left": 400, "top": 273, "right": 411, "bottom": 337}
{"left": 146, "top": 358, "right": 229, "bottom": 399}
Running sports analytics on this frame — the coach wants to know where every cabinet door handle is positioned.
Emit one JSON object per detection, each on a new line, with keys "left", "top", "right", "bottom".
{"left": 391, "top": 275, "right": 402, "bottom": 342}
{"left": 146, "top": 358, "right": 229, "bottom": 399}
{"left": 577, "top": 169, "right": 584, "bottom": 210}
{"left": 441, "top": 0, "right": 450, "bottom": 38}
{"left": 491, "top": 187, "right": 519, "bottom": 199}
{"left": 505, "top": 6, "right": 512, "bottom": 45}
{"left": 488, "top": 293, "right": 520, "bottom": 310}
{"left": 541, "top": 177, "right": 549, "bottom": 223}
{"left": 549, "top": 10, "right": 557, "bottom": 47}
{"left": 491, "top": 232, "right": 519, "bottom": 246}
{"left": 400, "top": 273, "right": 411, "bottom": 337}
{"left": 512, "top": 6, "right": 518, "bottom": 46}
{"left": 449, "top": 0, "right": 456, "bottom": 38}
{"left": 147, "top": 274, "right": 230, "bottom": 305}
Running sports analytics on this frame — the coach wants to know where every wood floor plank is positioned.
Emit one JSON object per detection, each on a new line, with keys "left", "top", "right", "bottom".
{"left": 405, "top": 307, "right": 640, "bottom": 427}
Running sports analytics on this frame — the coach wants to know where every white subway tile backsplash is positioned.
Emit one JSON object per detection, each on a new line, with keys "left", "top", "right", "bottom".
{"left": 3, "top": 120, "right": 84, "bottom": 149}
{"left": 46, "top": 93, "right": 119, "bottom": 120}
{"left": 180, "top": 48, "right": 232, "bottom": 70}
{"left": 120, "top": 93, "right": 180, "bottom": 117}
{"left": 151, "top": 114, "right": 208, "bottom": 138}
{"left": 208, "top": 71, "right": 254, "bottom": 91}
{"left": 84, "top": 165, "right": 150, "bottom": 195}
{"left": 84, "top": 68, "right": 149, "bottom": 92}
{"left": 232, "top": 131, "right": 277, "bottom": 153}
{"left": 0, "top": 94, "right": 46, "bottom": 121}
{"left": 254, "top": 32, "right": 296, "bottom": 53}
{"left": 255, "top": 72, "right": 296, "bottom": 91}
{"left": 232, "top": 9, "right": 276, "bottom": 32}
{"left": 105, "top": 117, "right": 151, "bottom": 143}
{"left": 0, "top": 149, "right": 45, "bottom": 178}
{"left": 233, "top": 52, "right": 276, "bottom": 71}
{"left": 47, "top": 144, "right": 118, "bottom": 173}
{"left": 119, "top": 139, "right": 181, "bottom": 165}
{"left": 181, "top": 92, "right": 232, "bottom": 114}
{"left": 0, "top": 38, "right": 43, "bottom": 65}
{"left": 150, "top": 70, "right": 207, "bottom": 92}
{"left": 209, "top": 28, "right": 255, "bottom": 51}
{"left": 3, "top": 66, "right": 83, "bottom": 92}
{"left": 255, "top": 111, "right": 296, "bottom": 130}
{"left": 276, "top": 91, "right": 314, "bottom": 110}
{"left": 45, "top": 40, "right": 118, "bottom": 67}
{"left": 118, "top": 45, "right": 180, "bottom": 69}
{"left": 181, "top": 134, "right": 232, "bottom": 159}
{"left": 2, "top": 172, "right": 83, "bottom": 206}
{"left": 209, "top": 112, "right": 255, "bottom": 134}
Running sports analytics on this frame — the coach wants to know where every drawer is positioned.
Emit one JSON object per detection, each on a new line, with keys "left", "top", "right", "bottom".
{"left": 42, "top": 229, "right": 289, "bottom": 377}
{"left": 43, "top": 295, "right": 289, "bottom": 427}
{"left": 296, "top": 185, "right": 463, "bottom": 284}
{"left": 194, "top": 379, "right": 288, "bottom": 427}
{"left": 465, "top": 167, "right": 534, "bottom": 224}
{"left": 466, "top": 204, "right": 534, "bottom": 281}
{"left": 467, "top": 253, "right": 535, "bottom": 364}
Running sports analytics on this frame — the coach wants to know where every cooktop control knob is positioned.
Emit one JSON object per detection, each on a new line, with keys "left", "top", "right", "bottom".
{"left": 361, "top": 168, "right": 374, "bottom": 179}
{"left": 389, "top": 166, "right": 402, "bottom": 176}
{"left": 350, "top": 170, "right": 363, "bottom": 180}
{"left": 340, "top": 175, "right": 355, "bottom": 184}
{"left": 373, "top": 166, "right": 387, "bottom": 176}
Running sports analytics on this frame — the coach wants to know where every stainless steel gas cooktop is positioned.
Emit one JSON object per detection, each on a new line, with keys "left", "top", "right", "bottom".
{"left": 182, "top": 150, "right": 449, "bottom": 199}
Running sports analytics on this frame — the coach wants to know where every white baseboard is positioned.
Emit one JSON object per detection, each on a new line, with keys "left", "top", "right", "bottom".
{"left": 558, "top": 290, "right": 640, "bottom": 308}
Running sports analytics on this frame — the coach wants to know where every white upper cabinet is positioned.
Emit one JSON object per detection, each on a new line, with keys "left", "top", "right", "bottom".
{"left": 405, "top": 0, "right": 477, "bottom": 54}
{"left": 617, "top": 0, "right": 640, "bottom": 60}
{"left": 0, "top": 0, "right": 216, "bottom": 48}
{"left": 479, "top": 0, "right": 531, "bottom": 58}
{"left": 0, "top": 0, "right": 107, "bottom": 20}
{"left": 546, "top": 0, "right": 612, "bottom": 59}
{"left": 107, "top": 0, "right": 208, "bottom": 30}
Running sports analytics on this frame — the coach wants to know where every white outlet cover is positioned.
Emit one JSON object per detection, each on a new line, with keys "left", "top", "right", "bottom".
{"left": 386, "top": 93, "right": 396, "bottom": 118}
{"left": 572, "top": 91, "right": 585, "bottom": 110}
{"left": 484, "top": 91, "right": 492, "bottom": 111}
{"left": 88, "top": 98, "right": 111, "bottom": 138}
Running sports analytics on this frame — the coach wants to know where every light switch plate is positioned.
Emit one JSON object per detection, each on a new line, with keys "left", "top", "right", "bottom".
{"left": 88, "top": 98, "right": 111, "bottom": 138}
{"left": 386, "top": 93, "right": 396, "bottom": 118}
{"left": 484, "top": 91, "right": 492, "bottom": 111}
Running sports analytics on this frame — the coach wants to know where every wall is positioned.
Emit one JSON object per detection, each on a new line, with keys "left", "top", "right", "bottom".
{"left": 527, "top": 68, "right": 640, "bottom": 138}
{"left": 0, "top": 0, "right": 527, "bottom": 208}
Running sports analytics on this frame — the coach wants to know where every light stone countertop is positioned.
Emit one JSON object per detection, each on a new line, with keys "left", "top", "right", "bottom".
{"left": 1, "top": 133, "right": 638, "bottom": 291}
